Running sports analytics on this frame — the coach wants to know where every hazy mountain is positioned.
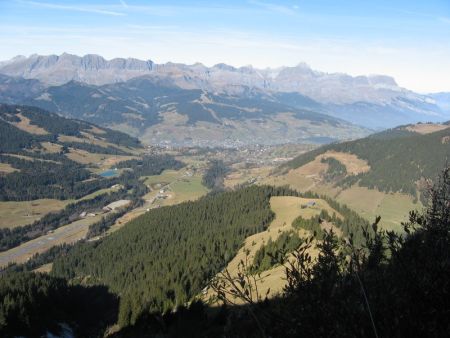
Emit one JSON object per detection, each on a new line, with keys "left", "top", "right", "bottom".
{"left": 21, "top": 76, "right": 369, "bottom": 147}
{"left": 0, "top": 74, "right": 44, "bottom": 104}
{"left": 429, "top": 92, "right": 450, "bottom": 114}
{"left": 0, "top": 53, "right": 446, "bottom": 129}
{"left": 0, "top": 53, "right": 155, "bottom": 86}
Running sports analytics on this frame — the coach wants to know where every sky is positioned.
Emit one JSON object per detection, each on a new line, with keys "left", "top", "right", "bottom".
{"left": 0, "top": 0, "right": 449, "bottom": 93}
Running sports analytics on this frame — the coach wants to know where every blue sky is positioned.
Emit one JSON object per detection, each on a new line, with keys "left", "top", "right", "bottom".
{"left": 0, "top": 0, "right": 449, "bottom": 92}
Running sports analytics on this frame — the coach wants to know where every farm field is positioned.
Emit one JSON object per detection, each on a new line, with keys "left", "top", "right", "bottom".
{"left": 0, "top": 199, "right": 71, "bottom": 229}
{"left": 0, "top": 184, "right": 122, "bottom": 230}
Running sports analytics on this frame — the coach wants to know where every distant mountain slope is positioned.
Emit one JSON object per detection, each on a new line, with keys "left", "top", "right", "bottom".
{"left": 0, "top": 53, "right": 446, "bottom": 129}
{"left": 0, "top": 104, "right": 142, "bottom": 201}
{"left": 21, "top": 77, "right": 369, "bottom": 147}
{"left": 0, "top": 74, "right": 44, "bottom": 104}
{"left": 283, "top": 122, "right": 450, "bottom": 198}
{"left": 429, "top": 92, "right": 450, "bottom": 115}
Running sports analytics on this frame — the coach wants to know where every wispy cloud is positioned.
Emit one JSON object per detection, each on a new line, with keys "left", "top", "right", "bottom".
{"left": 438, "top": 17, "right": 450, "bottom": 24}
{"left": 17, "top": 0, "right": 126, "bottom": 16}
{"left": 119, "top": 0, "right": 128, "bottom": 9}
{"left": 248, "top": 0, "right": 298, "bottom": 16}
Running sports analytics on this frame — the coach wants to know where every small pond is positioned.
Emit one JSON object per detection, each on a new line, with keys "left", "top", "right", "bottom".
{"left": 99, "top": 169, "right": 118, "bottom": 178}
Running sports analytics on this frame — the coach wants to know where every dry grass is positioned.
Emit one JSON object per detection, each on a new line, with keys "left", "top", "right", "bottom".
{"left": 33, "top": 263, "right": 53, "bottom": 273}
{"left": 4, "top": 153, "right": 59, "bottom": 164}
{"left": 406, "top": 123, "right": 449, "bottom": 135}
{"left": 65, "top": 149, "right": 108, "bottom": 165}
{"left": 40, "top": 142, "right": 63, "bottom": 153}
{"left": 0, "top": 162, "right": 19, "bottom": 174}
{"left": 262, "top": 168, "right": 317, "bottom": 192}
{"left": 263, "top": 158, "right": 416, "bottom": 231}
{"left": 224, "top": 166, "right": 273, "bottom": 188}
{"left": 336, "top": 186, "right": 419, "bottom": 231}
{"left": 65, "top": 149, "right": 137, "bottom": 168}
{"left": 0, "top": 199, "right": 71, "bottom": 229}
{"left": 10, "top": 113, "right": 49, "bottom": 135}
{"left": 319, "top": 151, "right": 370, "bottom": 175}
{"left": 88, "top": 126, "right": 106, "bottom": 135}
{"left": 58, "top": 132, "right": 140, "bottom": 155}
{"left": 0, "top": 185, "right": 120, "bottom": 230}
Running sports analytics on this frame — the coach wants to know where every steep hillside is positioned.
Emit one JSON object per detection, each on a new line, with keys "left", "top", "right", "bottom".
{"left": 283, "top": 122, "right": 450, "bottom": 197}
{"left": 0, "top": 104, "right": 142, "bottom": 201}
{"left": 0, "top": 74, "right": 44, "bottom": 104}
{"left": 261, "top": 122, "right": 450, "bottom": 230}
{"left": 51, "top": 185, "right": 298, "bottom": 326}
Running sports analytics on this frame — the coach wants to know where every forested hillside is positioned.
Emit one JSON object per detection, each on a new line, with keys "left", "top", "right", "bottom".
{"left": 0, "top": 104, "right": 142, "bottom": 201}
{"left": 2, "top": 168, "right": 450, "bottom": 337}
{"left": 51, "top": 185, "right": 298, "bottom": 326}
{"left": 284, "top": 123, "right": 450, "bottom": 197}
{"left": 0, "top": 154, "right": 183, "bottom": 251}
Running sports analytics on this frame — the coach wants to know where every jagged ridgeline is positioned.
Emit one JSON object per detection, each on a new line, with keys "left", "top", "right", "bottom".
{"left": 282, "top": 124, "right": 450, "bottom": 198}
{"left": 0, "top": 104, "right": 141, "bottom": 200}
{"left": 51, "top": 185, "right": 298, "bottom": 326}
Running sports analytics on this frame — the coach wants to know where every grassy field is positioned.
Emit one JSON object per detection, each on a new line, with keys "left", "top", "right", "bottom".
{"left": 11, "top": 113, "right": 49, "bottom": 135}
{"left": 40, "top": 142, "right": 63, "bottom": 153}
{"left": 336, "top": 186, "right": 420, "bottom": 231}
{"left": 58, "top": 132, "right": 139, "bottom": 155}
{"left": 263, "top": 165, "right": 419, "bottom": 232}
{"left": 319, "top": 151, "right": 370, "bottom": 175}
{"left": 65, "top": 149, "right": 138, "bottom": 169}
{"left": 0, "top": 162, "right": 19, "bottom": 174}
{"left": 0, "top": 199, "right": 71, "bottom": 229}
{"left": 224, "top": 166, "right": 273, "bottom": 188}
{"left": 0, "top": 184, "right": 122, "bottom": 230}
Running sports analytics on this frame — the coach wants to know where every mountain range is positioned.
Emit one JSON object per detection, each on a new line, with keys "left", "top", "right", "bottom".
{"left": 0, "top": 53, "right": 449, "bottom": 145}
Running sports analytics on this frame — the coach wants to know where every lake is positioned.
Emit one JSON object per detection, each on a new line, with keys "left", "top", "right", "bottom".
{"left": 99, "top": 169, "right": 118, "bottom": 178}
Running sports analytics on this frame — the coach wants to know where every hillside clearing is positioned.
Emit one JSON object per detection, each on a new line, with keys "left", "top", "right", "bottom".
{"left": 0, "top": 162, "right": 18, "bottom": 174}
{"left": 40, "top": 142, "right": 63, "bottom": 153}
{"left": 263, "top": 167, "right": 419, "bottom": 231}
{"left": 405, "top": 123, "right": 449, "bottom": 134}
{"left": 65, "top": 149, "right": 137, "bottom": 167}
{"left": 10, "top": 113, "right": 49, "bottom": 135}
{"left": 224, "top": 166, "right": 273, "bottom": 188}
{"left": 319, "top": 151, "right": 370, "bottom": 175}
{"left": 336, "top": 186, "right": 420, "bottom": 231}
{"left": 205, "top": 196, "right": 337, "bottom": 303}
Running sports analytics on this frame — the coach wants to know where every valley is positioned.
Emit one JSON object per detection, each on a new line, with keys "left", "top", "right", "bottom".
{"left": 2, "top": 0, "right": 450, "bottom": 333}
{"left": 0, "top": 103, "right": 449, "bottom": 338}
